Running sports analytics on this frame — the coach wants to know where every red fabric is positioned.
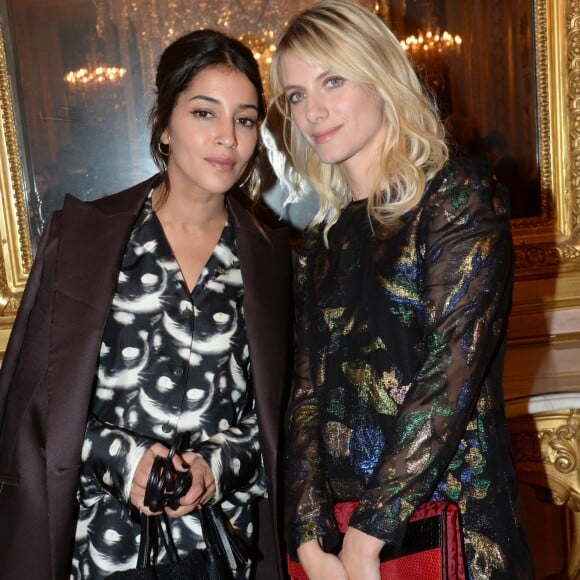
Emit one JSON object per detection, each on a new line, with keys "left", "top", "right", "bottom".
{"left": 287, "top": 500, "right": 466, "bottom": 580}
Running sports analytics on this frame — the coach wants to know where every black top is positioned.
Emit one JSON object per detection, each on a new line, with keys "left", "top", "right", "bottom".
{"left": 286, "top": 159, "right": 534, "bottom": 579}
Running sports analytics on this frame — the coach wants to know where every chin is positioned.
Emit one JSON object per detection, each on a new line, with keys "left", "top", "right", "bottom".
{"left": 318, "top": 154, "right": 347, "bottom": 166}
{"left": 206, "top": 178, "right": 239, "bottom": 194}
{"left": 312, "top": 147, "right": 347, "bottom": 166}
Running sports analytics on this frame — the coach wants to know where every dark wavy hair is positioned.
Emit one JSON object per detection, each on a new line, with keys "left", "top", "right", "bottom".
{"left": 149, "top": 29, "right": 266, "bottom": 198}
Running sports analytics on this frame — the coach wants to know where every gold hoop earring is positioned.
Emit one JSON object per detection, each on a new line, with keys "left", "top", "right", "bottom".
{"left": 157, "top": 141, "right": 170, "bottom": 157}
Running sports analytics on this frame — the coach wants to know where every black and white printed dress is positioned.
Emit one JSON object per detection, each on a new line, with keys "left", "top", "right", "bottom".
{"left": 71, "top": 194, "right": 266, "bottom": 579}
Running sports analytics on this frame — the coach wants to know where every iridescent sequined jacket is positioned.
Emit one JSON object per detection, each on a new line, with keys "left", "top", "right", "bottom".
{"left": 285, "top": 159, "right": 534, "bottom": 580}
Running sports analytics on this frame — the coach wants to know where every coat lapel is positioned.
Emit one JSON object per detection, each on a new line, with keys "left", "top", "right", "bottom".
{"left": 227, "top": 195, "right": 293, "bottom": 489}
{"left": 44, "top": 177, "right": 158, "bottom": 576}
{"left": 46, "top": 178, "right": 158, "bottom": 469}
{"left": 228, "top": 196, "right": 293, "bottom": 579}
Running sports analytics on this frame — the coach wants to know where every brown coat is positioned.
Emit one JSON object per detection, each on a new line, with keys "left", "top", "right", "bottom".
{"left": 0, "top": 175, "right": 292, "bottom": 579}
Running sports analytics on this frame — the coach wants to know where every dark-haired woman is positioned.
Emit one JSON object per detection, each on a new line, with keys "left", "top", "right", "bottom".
{"left": 0, "top": 29, "right": 292, "bottom": 579}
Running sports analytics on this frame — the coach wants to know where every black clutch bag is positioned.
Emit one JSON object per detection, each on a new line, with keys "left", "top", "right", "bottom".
{"left": 108, "top": 505, "right": 247, "bottom": 580}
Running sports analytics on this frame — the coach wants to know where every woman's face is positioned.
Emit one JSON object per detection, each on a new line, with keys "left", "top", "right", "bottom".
{"left": 161, "top": 65, "right": 259, "bottom": 198}
{"left": 280, "top": 51, "right": 387, "bottom": 196}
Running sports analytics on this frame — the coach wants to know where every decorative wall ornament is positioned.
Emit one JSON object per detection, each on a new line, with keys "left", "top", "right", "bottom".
{"left": 509, "top": 409, "right": 580, "bottom": 578}
{"left": 511, "top": 0, "right": 580, "bottom": 271}
{"left": 568, "top": 0, "right": 580, "bottom": 242}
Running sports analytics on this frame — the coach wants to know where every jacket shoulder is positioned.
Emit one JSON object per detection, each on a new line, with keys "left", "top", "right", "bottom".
{"left": 228, "top": 189, "right": 292, "bottom": 241}
{"left": 85, "top": 174, "right": 161, "bottom": 214}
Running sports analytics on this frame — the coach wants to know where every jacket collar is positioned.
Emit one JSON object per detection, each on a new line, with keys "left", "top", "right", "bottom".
{"left": 54, "top": 175, "right": 160, "bottom": 309}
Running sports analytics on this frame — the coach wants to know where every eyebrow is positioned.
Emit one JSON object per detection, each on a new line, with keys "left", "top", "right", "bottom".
{"left": 190, "top": 94, "right": 259, "bottom": 112}
{"left": 283, "top": 69, "right": 333, "bottom": 92}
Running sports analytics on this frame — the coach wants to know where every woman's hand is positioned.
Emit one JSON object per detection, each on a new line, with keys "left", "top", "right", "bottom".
{"left": 164, "top": 451, "right": 216, "bottom": 518}
{"left": 130, "top": 442, "right": 169, "bottom": 515}
{"left": 339, "top": 526, "right": 383, "bottom": 580}
{"left": 296, "top": 538, "right": 349, "bottom": 580}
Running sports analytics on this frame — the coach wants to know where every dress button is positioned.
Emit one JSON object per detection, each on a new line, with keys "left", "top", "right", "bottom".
{"left": 162, "top": 423, "right": 172, "bottom": 434}
{"left": 182, "top": 308, "right": 193, "bottom": 318}
{"left": 173, "top": 367, "right": 184, "bottom": 377}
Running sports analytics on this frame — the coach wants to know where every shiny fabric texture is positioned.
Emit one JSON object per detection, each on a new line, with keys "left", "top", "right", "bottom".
{"left": 285, "top": 158, "right": 534, "bottom": 579}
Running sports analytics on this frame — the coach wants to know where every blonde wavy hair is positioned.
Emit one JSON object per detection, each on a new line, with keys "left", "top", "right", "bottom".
{"left": 268, "top": 0, "right": 449, "bottom": 232}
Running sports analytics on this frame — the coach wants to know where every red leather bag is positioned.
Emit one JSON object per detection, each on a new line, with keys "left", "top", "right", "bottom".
{"left": 287, "top": 501, "right": 466, "bottom": 580}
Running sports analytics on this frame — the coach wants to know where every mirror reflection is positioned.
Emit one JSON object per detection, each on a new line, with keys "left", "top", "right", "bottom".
{"left": 5, "top": 0, "right": 540, "bottom": 251}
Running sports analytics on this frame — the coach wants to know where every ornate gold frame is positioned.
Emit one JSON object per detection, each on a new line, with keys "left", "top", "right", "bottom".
{"left": 511, "top": 0, "right": 580, "bottom": 274}
{"left": 0, "top": 1, "right": 579, "bottom": 355}
{"left": 0, "top": 18, "right": 32, "bottom": 352}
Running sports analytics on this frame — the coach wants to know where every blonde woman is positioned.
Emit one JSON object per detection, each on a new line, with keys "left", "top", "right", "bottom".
{"left": 265, "top": 1, "right": 534, "bottom": 579}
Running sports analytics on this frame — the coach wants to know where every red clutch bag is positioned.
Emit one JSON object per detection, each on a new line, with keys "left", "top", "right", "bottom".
{"left": 287, "top": 500, "right": 466, "bottom": 580}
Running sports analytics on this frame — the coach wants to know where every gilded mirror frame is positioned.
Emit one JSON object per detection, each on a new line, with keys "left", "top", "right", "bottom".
{"left": 0, "top": 10, "right": 32, "bottom": 352}
{"left": 511, "top": 0, "right": 580, "bottom": 275}
{"left": 0, "top": 0, "right": 579, "bottom": 355}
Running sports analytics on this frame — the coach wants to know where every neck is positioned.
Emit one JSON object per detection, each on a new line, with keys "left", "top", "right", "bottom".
{"left": 342, "top": 163, "right": 380, "bottom": 201}
{"left": 152, "top": 185, "right": 227, "bottom": 227}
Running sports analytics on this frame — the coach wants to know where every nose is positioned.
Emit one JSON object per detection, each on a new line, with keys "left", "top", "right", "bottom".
{"left": 305, "top": 96, "right": 328, "bottom": 123}
{"left": 215, "top": 119, "right": 237, "bottom": 149}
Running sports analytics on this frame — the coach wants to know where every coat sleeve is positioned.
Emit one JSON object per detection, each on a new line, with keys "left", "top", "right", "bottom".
{"left": 0, "top": 213, "right": 60, "bottom": 429}
{"left": 349, "top": 165, "right": 514, "bottom": 545}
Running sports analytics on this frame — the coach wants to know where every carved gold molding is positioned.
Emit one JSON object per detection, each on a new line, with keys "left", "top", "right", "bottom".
{"left": 509, "top": 409, "right": 580, "bottom": 579}
{"left": 0, "top": 17, "right": 31, "bottom": 351}
{"left": 570, "top": 0, "right": 580, "bottom": 243}
{"left": 511, "top": 410, "right": 580, "bottom": 509}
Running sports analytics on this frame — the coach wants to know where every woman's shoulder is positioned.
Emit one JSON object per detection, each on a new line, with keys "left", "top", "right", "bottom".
{"left": 436, "top": 156, "right": 494, "bottom": 191}
{"left": 51, "top": 176, "right": 158, "bottom": 221}
{"left": 425, "top": 156, "right": 510, "bottom": 218}
{"left": 228, "top": 189, "right": 294, "bottom": 252}
{"left": 88, "top": 175, "right": 160, "bottom": 213}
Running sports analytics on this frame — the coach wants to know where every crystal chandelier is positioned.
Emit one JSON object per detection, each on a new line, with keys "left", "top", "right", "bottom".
{"left": 91, "top": 0, "right": 314, "bottom": 90}
{"left": 401, "top": 29, "right": 462, "bottom": 59}
{"left": 91, "top": 0, "right": 388, "bottom": 90}
{"left": 64, "top": 66, "right": 127, "bottom": 86}
{"left": 399, "top": 0, "right": 461, "bottom": 64}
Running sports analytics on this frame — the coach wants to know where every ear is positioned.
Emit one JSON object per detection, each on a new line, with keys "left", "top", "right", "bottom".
{"left": 160, "top": 129, "right": 170, "bottom": 145}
